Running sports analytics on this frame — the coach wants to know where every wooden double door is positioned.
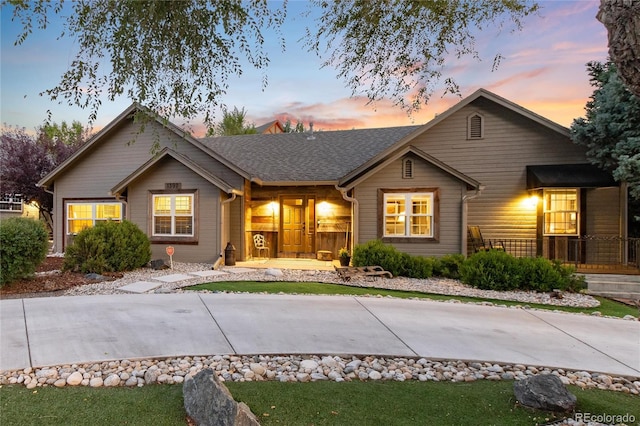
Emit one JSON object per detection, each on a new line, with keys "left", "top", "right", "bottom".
{"left": 281, "top": 196, "right": 315, "bottom": 257}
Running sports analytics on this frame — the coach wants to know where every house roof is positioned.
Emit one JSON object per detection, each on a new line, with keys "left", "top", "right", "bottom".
{"left": 338, "top": 88, "right": 571, "bottom": 186}
{"left": 111, "top": 148, "right": 242, "bottom": 196}
{"left": 199, "top": 126, "right": 421, "bottom": 184}
{"left": 341, "top": 145, "right": 481, "bottom": 190}
{"left": 37, "top": 103, "right": 249, "bottom": 189}
{"left": 255, "top": 120, "right": 285, "bottom": 134}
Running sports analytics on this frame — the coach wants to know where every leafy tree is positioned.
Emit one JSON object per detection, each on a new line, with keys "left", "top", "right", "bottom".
{"left": 208, "top": 107, "right": 257, "bottom": 136}
{"left": 597, "top": 0, "right": 640, "bottom": 97}
{"left": 40, "top": 120, "right": 90, "bottom": 146}
{"left": 0, "top": 123, "right": 88, "bottom": 231}
{"left": 570, "top": 61, "right": 640, "bottom": 236}
{"left": 283, "top": 119, "right": 306, "bottom": 133}
{"left": 4, "top": 0, "right": 538, "bottom": 125}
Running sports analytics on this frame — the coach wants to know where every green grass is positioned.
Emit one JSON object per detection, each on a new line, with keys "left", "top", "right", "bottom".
{"left": 185, "top": 281, "right": 639, "bottom": 318}
{"left": 0, "top": 384, "right": 185, "bottom": 426}
{"left": 2, "top": 381, "right": 638, "bottom": 426}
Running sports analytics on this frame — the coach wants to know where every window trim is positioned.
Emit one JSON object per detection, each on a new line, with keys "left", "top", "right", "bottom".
{"left": 378, "top": 188, "right": 440, "bottom": 243}
{"left": 65, "top": 200, "right": 124, "bottom": 235}
{"left": 467, "top": 112, "right": 484, "bottom": 140}
{"left": 0, "top": 193, "right": 24, "bottom": 212}
{"left": 149, "top": 190, "right": 198, "bottom": 244}
{"left": 542, "top": 188, "right": 579, "bottom": 236}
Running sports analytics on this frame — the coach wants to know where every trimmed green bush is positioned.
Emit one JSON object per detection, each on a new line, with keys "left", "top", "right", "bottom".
{"left": 460, "top": 250, "right": 521, "bottom": 291}
{"left": 0, "top": 217, "right": 49, "bottom": 286}
{"left": 461, "top": 250, "right": 585, "bottom": 293}
{"left": 63, "top": 220, "right": 151, "bottom": 274}
{"left": 433, "top": 253, "right": 465, "bottom": 279}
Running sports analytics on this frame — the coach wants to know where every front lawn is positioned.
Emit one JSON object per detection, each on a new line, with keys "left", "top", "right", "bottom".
{"left": 2, "top": 381, "right": 638, "bottom": 426}
{"left": 185, "top": 281, "right": 638, "bottom": 318}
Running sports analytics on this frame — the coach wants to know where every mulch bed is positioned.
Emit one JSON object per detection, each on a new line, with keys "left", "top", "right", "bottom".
{"left": 0, "top": 257, "right": 120, "bottom": 299}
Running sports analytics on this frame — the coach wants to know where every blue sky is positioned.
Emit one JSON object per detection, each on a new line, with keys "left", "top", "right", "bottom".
{"left": 1, "top": 1, "right": 608, "bottom": 136}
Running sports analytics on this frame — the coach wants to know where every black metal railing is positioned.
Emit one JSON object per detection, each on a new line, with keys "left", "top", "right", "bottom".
{"left": 475, "top": 236, "right": 640, "bottom": 270}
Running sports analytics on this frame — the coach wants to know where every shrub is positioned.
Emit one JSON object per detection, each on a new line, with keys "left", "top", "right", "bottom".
{"left": 461, "top": 251, "right": 586, "bottom": 293}
{"left": 63, "top": 220, "right": 151, "bottom": 274}
{"left": 460, "top": 250, "right": 521, "bottom": 291}
{"left": 0, "top": 218, "right": 49, "bottom": 286}
{"left": 433, "top": 253, "right": 465, "bottom": 279}
{"left": 351, "top": 240, "right": 435, "bottom": 278}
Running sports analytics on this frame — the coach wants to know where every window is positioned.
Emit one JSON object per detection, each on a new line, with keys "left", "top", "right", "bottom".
{"left": 402, "top": 158, "right": 414, "bottom": 179}
{"left": 152, "top": 194, "right": 194, "bottom": 237}
{"left": 543, "top": 189, "right": 579, "bottom": 235}
{"left": 383, "top": 192, "right": 434, "bottom": 237}
{"left": 0, "top": 194, "right": 23, "bottom": 212}
{"left": 467, "top": 113, "right": 484, "bottom": 139}
{"left": 67, "top": 202, "right": 123, "bottom": 234}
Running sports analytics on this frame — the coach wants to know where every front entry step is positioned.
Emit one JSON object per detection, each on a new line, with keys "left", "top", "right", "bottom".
{"left": 584, "top": 274, "right": 640, "bottom": 300}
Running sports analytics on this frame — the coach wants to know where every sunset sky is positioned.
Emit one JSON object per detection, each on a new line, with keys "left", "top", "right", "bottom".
{"left": 1, "top": 1, "right": 608, "bottom": 136}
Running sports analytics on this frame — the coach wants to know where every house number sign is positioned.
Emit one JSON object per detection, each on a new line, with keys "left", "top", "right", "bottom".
{"left": 165, "top": 182, "right": 182, "bottom": 190}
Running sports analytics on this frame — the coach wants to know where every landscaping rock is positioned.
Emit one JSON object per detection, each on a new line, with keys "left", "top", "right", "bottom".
{"left": 514, "top": 374, "right": 577, "bottom": 412}
{"left": 183, "top": 368, "right": 259, "bottom": 426}
{"left": 150, "top": 259, "right": 169, "bottom": 270}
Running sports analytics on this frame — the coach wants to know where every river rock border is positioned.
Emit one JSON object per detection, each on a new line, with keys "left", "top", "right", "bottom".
{"left": 2, "top": 354, "right": 638, "bottom": 395}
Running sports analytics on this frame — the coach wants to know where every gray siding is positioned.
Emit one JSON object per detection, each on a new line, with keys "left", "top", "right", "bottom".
{"left": 128, "top": 156, "right": 221, "bottom": 263}
{"left": 52, "top": 118, "right": 241, "bottom": 258}
{"left": 355, "top": 156, "right": 466, "bottom": 257}
{"left": 585, "top": 187, "right": 621, "bottom": 236}
{"left": 407, "top": 98, "right": 614, "bottom": 240}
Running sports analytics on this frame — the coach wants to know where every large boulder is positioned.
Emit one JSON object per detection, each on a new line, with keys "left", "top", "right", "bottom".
{"left": 183, "top": 369, "right": 259, "bottom": 426}
{"left": 513, "top": 374, "right": 577, "bottom": 412}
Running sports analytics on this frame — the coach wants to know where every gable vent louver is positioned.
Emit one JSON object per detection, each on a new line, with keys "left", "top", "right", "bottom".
{"left": 468, "top": 114, "right": 483, "bottom": 139}
{"left": 403, "top": 158, "right": 413, "bottom": 179}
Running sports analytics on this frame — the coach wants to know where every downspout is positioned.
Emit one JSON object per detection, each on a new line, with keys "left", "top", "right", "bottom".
{"left": 461, "top": 185, "right": 485, "bottom": 256}
{"left": 335, "top": 184, "right": 358, "bottom": 255}
{"left": 214, "top": 192, "right": 237, "bottom": 270}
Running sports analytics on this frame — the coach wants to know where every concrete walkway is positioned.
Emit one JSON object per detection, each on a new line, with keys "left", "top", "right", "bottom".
{"left": 1, "top": 293, "right": 638, "bottom": 377}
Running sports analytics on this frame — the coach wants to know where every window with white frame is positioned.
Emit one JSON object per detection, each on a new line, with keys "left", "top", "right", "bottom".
{"left": 0, "top": 194, "right": 24, "bottom": 212}
{"left": 543, "top": 189, "right": 579, "bottom": 236}
{"left": 384, "top": 192, "right": 434, "bottom": 237}
{"left": 67, "top": 202, "right": 123, "bottom": 234}
{"left": 152, "top": 194, "right": 194, "bottom": 237}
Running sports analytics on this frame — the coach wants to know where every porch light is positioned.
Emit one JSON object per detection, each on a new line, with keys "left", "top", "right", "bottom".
{"left": 318, "top": 201, "right": 331, "bottom": 215}
{"left": 268, "top": 201, "right": 279, "bottom": 214}
{"left": 521, "top": 195, "right": 539, "bottom": 209}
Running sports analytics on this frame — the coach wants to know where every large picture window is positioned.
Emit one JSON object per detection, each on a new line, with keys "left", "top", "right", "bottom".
{"left": 383, "top": 192, "right": 434, "bottom": 238}
{"left": 67, "top": 202, "right": 123, "bottom": 234}
{"left": 543, "top": 189, "right": 579, "bottom": 236}
{"left": 152, "top": 194, "right": 194, "bottom": 237}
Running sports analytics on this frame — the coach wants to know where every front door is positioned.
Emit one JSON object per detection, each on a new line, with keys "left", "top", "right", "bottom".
{"left": 282, "top": 198, "right": 305, "bottom": 254}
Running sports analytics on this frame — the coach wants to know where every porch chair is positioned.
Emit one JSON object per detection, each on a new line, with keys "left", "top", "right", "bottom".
{"left": 467, "top": 226, "right": 505, "bottom": 252}
{"left": 253, "top": 234, "right": 270, "bottom": 259}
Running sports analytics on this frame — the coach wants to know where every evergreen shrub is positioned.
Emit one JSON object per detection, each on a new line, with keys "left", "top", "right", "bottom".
{"left": 0, "top": 217, "right": 49, "bottom": 286}
{"left": 433, "top": 253, "right": 465, "bottom": 279}
{"left": 63, "top": 220, "right": 151, "bottom": 274}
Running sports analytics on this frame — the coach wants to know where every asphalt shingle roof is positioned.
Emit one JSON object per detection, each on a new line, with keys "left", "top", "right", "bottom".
{"left": 199, "top": 126, "right": 420, "bottom": 182}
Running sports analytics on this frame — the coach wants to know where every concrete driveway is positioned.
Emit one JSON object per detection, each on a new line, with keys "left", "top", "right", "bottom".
{"left": 1, "top": 293, "right": 638, "bottom": 377}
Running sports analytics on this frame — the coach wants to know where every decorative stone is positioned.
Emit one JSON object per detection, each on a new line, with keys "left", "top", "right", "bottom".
{"left": 514, "top": 375, "right": 577, "bottom": 412}
{"left": 66, "top": 372, "right": 83, "bottom": 386}
{"left": 183, "top": 368, "right": 259, "bottom": 426}
{"left": 89, "top": 377, "right": 103, "bottom": 387}
{"left": 104, "top": 374, "right": 121, "bottom": 387}
{"left": 150, "top": 259, "right": 169, "bottom": 270}
{"left": 265, "top": 268, "right": 283, "bottom": 277}
{"left": 300, "top": 360, "right": 318, "bottom": 371}
{"left": 249, "top": 363, "right": 266, "bottom": 376}
{"left": 368, "top": 371, "right": 382, "bottom": 380}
